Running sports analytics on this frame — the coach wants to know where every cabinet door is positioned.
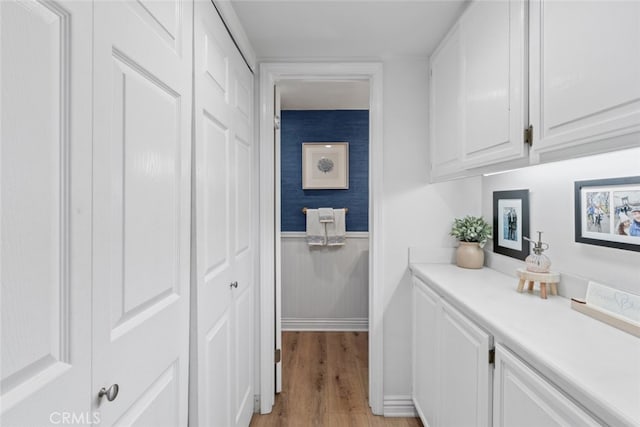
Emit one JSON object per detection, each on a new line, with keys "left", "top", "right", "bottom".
{"left": 1, "top": 1, "right": 92, "bottom": 424}
{"left": 460, "top": 0, "right": 528, "bottom": 168}
{"left": 430, "top": 25, "right": 464, "bottom": 180}
{"left": 439, "top": 300, "right": 493, "bottom": 427}
{"left": 530, "top": 0, "right": 640, "bottom": 157}
{"left": 412, "top": 279, "right": 440, "bottom": 427}
{"left": 493, "top": 345, "right": 600, "bottom": 427}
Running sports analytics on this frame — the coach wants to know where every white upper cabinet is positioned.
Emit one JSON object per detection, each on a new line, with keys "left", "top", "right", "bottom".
{"left": 430, "top": 25, "right": 464, "bottom": 179}
{"left": 459, "top": 0, "right": 527, "bottom": 168}
{"left": 430, "top": 0, "right": 527, "bottom": 180}
{"left": 529, "top": 1, "right": 640, "bottom": 159}
{"left": 431, "top": 0, "right": 640, "bottom": 180}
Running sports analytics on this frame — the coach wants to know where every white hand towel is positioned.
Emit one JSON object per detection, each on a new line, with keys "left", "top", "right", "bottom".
{"left": 318, "top": 207, "right": 335, "bottom": 223}
{"left": 326, "top": 209, "right": 346, "bottom": 246}
{"left": 306, "top": 209, "right": 326, "bottom": 246}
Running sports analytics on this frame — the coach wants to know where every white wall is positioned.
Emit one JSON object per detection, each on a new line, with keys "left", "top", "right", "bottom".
{"left": 381, "top": 57, "right": 482, "bottom": 400}
{"left": 482, "top": 147, "right": 640, "bottom": 297}
{"left": 280, "top": 233, "right": 368, "bottom": 330}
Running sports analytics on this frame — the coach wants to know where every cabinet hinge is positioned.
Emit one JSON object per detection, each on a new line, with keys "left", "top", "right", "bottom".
{"left": 274, "top": 115, "right": 281, "bottom": 130}
{"left": 274, "top": 348, "right": 281, "bottom": 364}
{"left": 524, "top": 125, "right": 533, "bottom": 147}
{"left": 489, "top": 348, "right": 495, "bottom": 365}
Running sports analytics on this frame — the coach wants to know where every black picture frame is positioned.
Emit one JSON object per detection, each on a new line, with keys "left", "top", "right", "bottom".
{"left": 493, "top": 189, "right": 530, "bottom": 260}
{"left": 574, "top": 176, "right": 640, "bottom": 252}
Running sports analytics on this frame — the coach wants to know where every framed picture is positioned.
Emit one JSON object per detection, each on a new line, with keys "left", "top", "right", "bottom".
{"left": 493, "top": 189, "right": 530, "bottom": 260}
{"left": 302, "top": 142, "right": 349, "bottom": 189}
{"left": 574, "top": 176, "right": 640, "bottom": 252}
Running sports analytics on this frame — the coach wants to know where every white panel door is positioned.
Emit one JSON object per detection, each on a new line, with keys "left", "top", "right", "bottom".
{"left": 459, "top": 0, "right": 527, "bottom": 168}
{"left": 193, "top": 1, "right": 254, "bottom": 426}
{"left": 412, "top": 279, "right": 440, "bottom": 427}
{"left": 274, "top": 84, "right": 282, "bottom": 395}
{"left": 430, "top": 24, "right": 464, "bottom": 180}
{"left": 1, "top": 1, "right": 92, "bottom": 425}
{"left": 530, "top": 0, "right": 640, "bottom": 155}
{"left": 92, "top": 1, "right": 192, "bottom": 425}
{"left": 438, "top": 300, "right": 492, "bottom": 427}
{"left": 493, "top": 344, "right": 600, "bottom": 427}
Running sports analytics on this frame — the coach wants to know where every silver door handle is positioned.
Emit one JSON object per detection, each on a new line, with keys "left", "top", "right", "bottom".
{"left": 230, "top": 281, "right": 238, "bottom": 289}
{"left": 98, "top": 384, "right": 119, "bottom": 402}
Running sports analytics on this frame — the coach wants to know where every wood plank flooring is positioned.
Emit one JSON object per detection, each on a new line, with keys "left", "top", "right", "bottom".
{"left": 250, "top": 332, "right": 422, "bottom": 427}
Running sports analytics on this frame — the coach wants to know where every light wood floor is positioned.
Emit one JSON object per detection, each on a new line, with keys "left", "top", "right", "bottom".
{"left": 250, "top": 332, "right": 422, "bottom": 427}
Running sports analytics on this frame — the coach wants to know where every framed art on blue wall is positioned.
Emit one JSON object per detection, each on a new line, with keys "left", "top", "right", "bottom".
{"left": 574, "top": 176, "right": 640, "bottom": 252}
{"left": 302, "top": 142, "right": 349, "bottom": 189}
{"left": 493, "top": 189, "right": 530, "bottom": 260}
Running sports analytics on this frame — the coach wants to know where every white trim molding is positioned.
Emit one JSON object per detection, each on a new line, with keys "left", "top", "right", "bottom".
{"left": 383, "top": 395, "right": 418, "bottom": 418}
{"left": 211, "top": 1, "right": 257, "bottom": 71}
{"left": 258, "top": 62, "right": 384, "bottom": 415}
{"left": 282, "top": 317, "right": 368, "bottom": 331}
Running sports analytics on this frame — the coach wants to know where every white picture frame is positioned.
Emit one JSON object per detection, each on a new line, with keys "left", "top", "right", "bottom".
{"left": 302, "top": 142, "right": 349, "bottom": 189}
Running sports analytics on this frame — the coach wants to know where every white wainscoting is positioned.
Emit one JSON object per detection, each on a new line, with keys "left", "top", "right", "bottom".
{"left": 281, "top": 232, "right": 368, "bottom": 331}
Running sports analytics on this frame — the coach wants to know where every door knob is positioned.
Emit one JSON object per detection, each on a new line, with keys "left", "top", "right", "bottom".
{"left": 230, "top": 281, "right": 238, "bottom": 289}
{"left": 98, "top": 384, "right": 119, "bottom": 402}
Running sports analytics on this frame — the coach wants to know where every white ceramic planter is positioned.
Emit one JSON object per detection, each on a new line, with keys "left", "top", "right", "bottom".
{"left": 456, "top": 242, "right": 484, "bottom": 269}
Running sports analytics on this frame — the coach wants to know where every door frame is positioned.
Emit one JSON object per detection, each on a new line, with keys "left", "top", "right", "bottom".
{"left": 258, "top": 62, "right": 384, "bottom": 415}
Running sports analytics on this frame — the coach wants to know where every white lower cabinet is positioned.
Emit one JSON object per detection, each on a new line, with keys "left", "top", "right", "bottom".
{"left": 493, "top": 345, "right": 600, "bottom": 427}
{"left": 412, "top": 276, "right": 600, "bottom": 427}
{"left": 413, "top": 281, "right": 440, "bottom": 427}
{"left": 412, "top": 277, "right": 492, "bottom": 427}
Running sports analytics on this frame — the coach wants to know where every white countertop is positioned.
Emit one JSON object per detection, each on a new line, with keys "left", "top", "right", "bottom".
{"left": 410, "top": 263, "right": 640, "bottom": 427}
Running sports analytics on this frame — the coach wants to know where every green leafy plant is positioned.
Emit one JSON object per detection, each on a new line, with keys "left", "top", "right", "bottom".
{"left": 450, "top": 216, "right": 492, "bottom": 248}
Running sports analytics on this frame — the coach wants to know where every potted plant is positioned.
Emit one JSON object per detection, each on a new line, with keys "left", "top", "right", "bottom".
{"left": 450, "top": 215, "right": 492, "bottom": 269}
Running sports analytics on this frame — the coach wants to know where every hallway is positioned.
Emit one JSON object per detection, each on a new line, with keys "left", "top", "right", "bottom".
{"left": 250, "top": 332, "right": 422, "bottom": 427}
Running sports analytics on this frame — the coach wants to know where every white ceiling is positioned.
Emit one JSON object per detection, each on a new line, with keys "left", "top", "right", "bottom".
{"left": 279, "top": 80, "right": 369, "bottom": 110}
{"left": 230, "top": 0, "right": 469, "bottom": 60}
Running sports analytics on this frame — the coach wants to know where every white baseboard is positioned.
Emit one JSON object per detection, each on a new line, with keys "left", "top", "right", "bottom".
{"left": 383, "top": 395, "right": 418, "bottom": 418}
{"left": 281, "top": 317, "right": 368, "bottom": 331}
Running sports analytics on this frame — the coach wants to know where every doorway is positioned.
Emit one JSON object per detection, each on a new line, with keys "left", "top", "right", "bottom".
{"left": 277, "top": 78, "right": 369, "bottom": 388}
{"left": 258, "top": 63, "right": 384, "bottom": 415}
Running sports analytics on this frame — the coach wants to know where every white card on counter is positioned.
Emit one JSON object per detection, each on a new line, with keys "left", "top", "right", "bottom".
{"left": 585, "top": 281, "right": 640, "bottom": 324}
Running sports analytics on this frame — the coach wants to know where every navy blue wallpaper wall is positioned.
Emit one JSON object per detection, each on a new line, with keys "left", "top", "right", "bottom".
{"left": 281, "top": 110, "right": 369, "bottom": 232}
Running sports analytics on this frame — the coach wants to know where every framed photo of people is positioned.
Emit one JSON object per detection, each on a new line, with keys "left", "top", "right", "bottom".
{"left": 493, "top": 189, "right": 530, "bottom": 260}
{"left": 574, "top": 176, "right": 640, "bottom": 252}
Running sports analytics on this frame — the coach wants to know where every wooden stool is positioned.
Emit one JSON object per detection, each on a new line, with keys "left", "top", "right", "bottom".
{"left": 516, "top": 268, "right": 559, "bottom": 299}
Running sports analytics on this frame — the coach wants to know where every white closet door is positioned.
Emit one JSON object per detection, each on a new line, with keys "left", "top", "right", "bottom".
{"left": 92, "top": 1, "right": 193, "bottom": 426}
{"left": 1, "top": 1, "right": 92, "bottom": 425}
{"left": 192, "top": 1, "right": 254, "bottom": 426}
